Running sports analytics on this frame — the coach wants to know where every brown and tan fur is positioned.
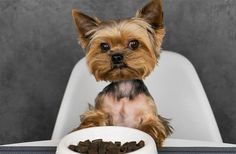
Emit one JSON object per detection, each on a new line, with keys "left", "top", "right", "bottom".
{"left": 72, "top": 0, "right": 172, "bottom": 148}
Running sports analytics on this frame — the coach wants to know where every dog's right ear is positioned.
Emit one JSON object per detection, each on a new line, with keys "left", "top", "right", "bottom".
{"left": 72, "top": 9, "right": 100, "bottom": 48}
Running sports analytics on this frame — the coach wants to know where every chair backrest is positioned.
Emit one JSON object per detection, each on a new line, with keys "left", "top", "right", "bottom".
{"left": 52, "top": 50, "right": 222, "bottom": 142}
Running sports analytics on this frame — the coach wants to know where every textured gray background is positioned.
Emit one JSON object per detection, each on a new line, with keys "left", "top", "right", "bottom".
{"left": 0, "top": 0, "right": 236, "bottom": 144}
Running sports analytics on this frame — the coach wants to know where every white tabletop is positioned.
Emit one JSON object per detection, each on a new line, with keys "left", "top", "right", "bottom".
{"left": 3, "top": 138, "right": 236, "bottom": 147}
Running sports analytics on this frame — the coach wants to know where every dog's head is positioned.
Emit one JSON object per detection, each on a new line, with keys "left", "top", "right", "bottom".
{"left": 72, "top": 0, "right": 165, "bottom": 81}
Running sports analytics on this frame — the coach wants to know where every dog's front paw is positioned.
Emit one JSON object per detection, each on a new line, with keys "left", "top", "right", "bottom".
{"left": 137, "top": 115, "right": 173, "bottom": 148}
{"left": 73, "top": 110, "right": 110, "bottom": 131}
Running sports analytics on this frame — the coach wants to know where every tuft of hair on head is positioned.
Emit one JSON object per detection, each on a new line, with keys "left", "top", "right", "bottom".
{"left": 72, "top": 9, "right": 100, "bottom": 48}
{"left": 135, "top": 0, "right": 164, "bottom": 29}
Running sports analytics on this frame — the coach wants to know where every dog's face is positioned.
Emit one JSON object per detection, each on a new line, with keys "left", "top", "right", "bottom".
{"left": 72, "top": 0, "right": 165, "bottom": 81}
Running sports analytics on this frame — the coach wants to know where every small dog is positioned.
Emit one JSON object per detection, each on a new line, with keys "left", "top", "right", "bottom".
{"left": 72, "top": 0, "right": 172, "bottom": 147}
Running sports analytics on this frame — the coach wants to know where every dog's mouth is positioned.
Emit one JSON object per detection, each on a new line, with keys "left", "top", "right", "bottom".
{"left": 97, "top": 63, "right": 142, "bottom": 81}
{"left": 109, "top": 63, "right": 139, "bottom": 76}
{"left": 112, "top": 63, "right": 126, "bottom": 69}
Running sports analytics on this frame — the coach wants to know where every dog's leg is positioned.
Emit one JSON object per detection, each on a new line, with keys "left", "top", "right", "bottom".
{"left": 72, "top": 109, "right": 110, "bottom": 131}
{"left": 73, "top": 92, "right": 110, "bottom": 131}
{"left": 137, "top": 115, "right": 172, "bottom": 148}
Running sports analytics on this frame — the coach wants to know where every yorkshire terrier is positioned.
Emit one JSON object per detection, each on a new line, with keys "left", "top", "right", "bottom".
{"left": 72, "top": 0, "right": 172, "bottom": 147}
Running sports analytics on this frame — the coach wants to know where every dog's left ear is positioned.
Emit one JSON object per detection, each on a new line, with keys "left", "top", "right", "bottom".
{"left": 136, "top": 0, "right": 164, "bottom": 29}
{"left": 72, "top": 9, "right": 100, "bottom": 48}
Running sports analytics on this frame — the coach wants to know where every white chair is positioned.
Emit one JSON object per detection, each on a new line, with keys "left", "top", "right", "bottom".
{"left": 52, "top": 50, "right": 222, "bottom": 143}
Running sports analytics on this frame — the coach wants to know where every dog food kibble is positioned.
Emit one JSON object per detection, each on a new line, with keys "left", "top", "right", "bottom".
{"left": 68, "top": 139, "right": 145, "bottom": 154}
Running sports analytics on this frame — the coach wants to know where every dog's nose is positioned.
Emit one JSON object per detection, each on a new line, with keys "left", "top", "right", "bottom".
{"left": 111, "top": 53, "right": 123, "bottom": 64}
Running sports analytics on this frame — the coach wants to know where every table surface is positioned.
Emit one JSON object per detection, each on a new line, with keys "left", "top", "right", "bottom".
{"left": 3, "top": 138, "right": 236, "bottom": 147}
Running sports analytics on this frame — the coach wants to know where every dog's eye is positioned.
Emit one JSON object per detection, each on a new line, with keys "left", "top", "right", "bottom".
{"left": 128, "top": 40, "right": 139, "bottom": 50}
{"left": 100, "top": 43, "right": 110, "bottom": 52}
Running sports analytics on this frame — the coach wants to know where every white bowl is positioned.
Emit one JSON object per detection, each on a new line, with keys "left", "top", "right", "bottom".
{"left": 56, "top": 126, "right": 157, "bottom": 154}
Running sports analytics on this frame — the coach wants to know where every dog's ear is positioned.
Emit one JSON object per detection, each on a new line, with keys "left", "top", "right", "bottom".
{"left": 136, "top": 0, "right": 164, "bottom": 29}
{"left": 72, "top": 9, "right": 100, "bottom": 48}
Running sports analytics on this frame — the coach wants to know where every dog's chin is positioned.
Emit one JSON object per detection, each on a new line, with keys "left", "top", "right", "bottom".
{"left": 98, "top": 66, "right": 143, "bottom": 82}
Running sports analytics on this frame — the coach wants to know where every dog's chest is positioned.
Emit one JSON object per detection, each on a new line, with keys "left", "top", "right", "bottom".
{"left": 103, "top": 94, "right": 153, "bottom": 128}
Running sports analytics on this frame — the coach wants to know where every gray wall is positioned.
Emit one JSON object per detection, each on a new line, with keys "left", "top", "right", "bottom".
{"left": 0, "top": 0, "right": 235, "bottom": 144}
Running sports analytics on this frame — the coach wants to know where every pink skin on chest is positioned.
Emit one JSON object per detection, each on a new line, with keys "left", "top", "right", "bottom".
{"left": 102, "top": 93, "right": 156, "bottom": 128}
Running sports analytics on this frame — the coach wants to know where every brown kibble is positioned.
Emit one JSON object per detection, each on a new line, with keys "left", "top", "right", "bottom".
{"left": 68, "top": 139, "right": 145, "bottom": 154}
{"left": 88, "top": 148, "right": 98, "bottom": 154}
{"left": 127, "top": 141, "right": 137, "bottom": 152}
{"left": 137, "top": 140, "right": 145, "bottom": 147}
{"left": 68, "top": 145, "right": 77, "bottom": 152}
{"left": 92, "top": 139, "right": 103, "bottom": 143}
{"left": 77, "top": 144, "right": 88, "bottom": 153}
{"left": 115, "top": 141, "right": 121, "bottom": 147}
